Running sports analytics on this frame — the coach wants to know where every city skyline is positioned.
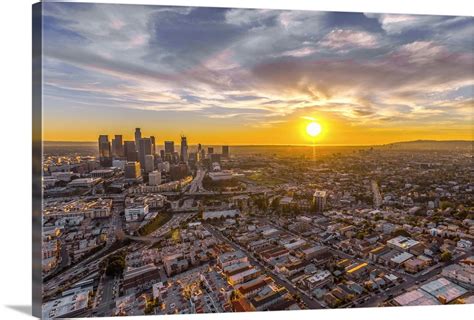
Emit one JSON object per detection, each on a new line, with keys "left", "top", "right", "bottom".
{"left": 42, "top": 3, "right": 473, "bottom": 145}
{"left": 44, "top": 134, "right": 474, "bottom": 146}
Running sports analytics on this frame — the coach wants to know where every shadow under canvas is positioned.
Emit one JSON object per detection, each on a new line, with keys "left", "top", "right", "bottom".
{"left": 6, "top": 305, "right": 32, "bottom": 316}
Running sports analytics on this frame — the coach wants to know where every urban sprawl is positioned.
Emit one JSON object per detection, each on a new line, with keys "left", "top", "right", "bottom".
{"left": 41, "top": 129, "right": 474, "bottom": 318}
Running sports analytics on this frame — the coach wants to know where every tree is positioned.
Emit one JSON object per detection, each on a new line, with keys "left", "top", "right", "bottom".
{"left": 230, "top": 290, "right": 239, "bottom": 301}
{"left": 145, "top": 298, "right": 159, "bottom": 315}
{"left": 440, "top": 251, "right": 452, "bottom": 262}
{"left": 355, "top": 232, "right": 365, "bottom": 240}
{"left": 440, "top": 201, "right": 455, "bottom": 210}
{"left": 271, "top": 198, "right": 280, "bottom": 211}
{"left": 374, "top": 214, "right": 383, "bottom": 221}
{"left": 104, "top": 252, "right": 126, "bottom": 277}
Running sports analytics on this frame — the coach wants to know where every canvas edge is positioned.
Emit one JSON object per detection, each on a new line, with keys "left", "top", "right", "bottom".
{"left": 32, "top": 2, "right": 43, "bottom": 318}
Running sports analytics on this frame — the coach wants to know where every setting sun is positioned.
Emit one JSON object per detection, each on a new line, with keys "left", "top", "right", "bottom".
{"left": 306, "top": 122, "right": 322, "bottom": 137}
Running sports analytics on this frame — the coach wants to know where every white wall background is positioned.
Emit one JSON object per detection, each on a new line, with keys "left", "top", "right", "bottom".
{"left": 0, "top": 1, "right": 472, "bottom": 319}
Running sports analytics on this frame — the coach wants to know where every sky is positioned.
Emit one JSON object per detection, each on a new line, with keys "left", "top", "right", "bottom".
{"left": 41, "top": 3, "right": 474, "bottom": 145}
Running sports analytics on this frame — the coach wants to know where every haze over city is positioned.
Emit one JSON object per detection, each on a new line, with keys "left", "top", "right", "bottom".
{"left": 41, "top": 3, "right": 473, "bottom": 145}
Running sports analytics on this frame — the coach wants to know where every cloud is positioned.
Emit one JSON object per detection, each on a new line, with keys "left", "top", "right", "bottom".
{"left": 319, "top": 29, "right": 379, "bottom": 50}
{"left": 41, "top": 3, "right": 474, "bottom": 131}
{"left": 281, "top": 47, "right": 317, "bottom": 57}
{"left": 364, "top": 13, "right": 439, "bottom": 34}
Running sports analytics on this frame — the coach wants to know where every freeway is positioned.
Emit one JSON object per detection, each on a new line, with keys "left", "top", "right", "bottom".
{"left": 203, "top": 224, "right": 324, "bottom": 310}
{"left": 188, "top": 168, "right": 207, "bottom": 193}
{"left": 43, "top": 205, "right": 124, "bottom": 295}
{"left": 126, "top": 212, "right": 198, "bottom": 244}
{"left": 161, "top": 189, "right": 267, "bottom": 197}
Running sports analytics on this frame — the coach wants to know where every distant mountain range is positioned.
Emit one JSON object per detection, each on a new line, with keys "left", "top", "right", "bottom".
{"left": 381, "top": 140, "right": 473, "bottom": 150}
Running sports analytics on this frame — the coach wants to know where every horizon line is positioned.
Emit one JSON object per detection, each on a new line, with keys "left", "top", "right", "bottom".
{"left": 43, "top": 139, "right": 474, "bottom": 148}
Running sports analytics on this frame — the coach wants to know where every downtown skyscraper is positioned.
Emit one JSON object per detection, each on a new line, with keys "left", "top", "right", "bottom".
{"left": 112, "top": 135, "right": 123, "bottom": 157}
{"left": 134, "top": 128, "right": 142, "bottom": 152}
{"left": 138, "top": 137, "right": 152, "bottom": 169}
{"left": 181, "top": 135, "right": 188, "bottom": 162}
{"left": 98, "top": 135, "right": 112, "bottom": 167}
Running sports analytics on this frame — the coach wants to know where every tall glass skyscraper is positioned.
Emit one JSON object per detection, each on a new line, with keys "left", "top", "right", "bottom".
{"left": 181, "top": 135, "right": 188, "bottom": 162}
{"left": 98, "top": 135, "right": 112, "bottom": 167}
{"left": 134, "top": 128, "right": 141, "bottom": 151}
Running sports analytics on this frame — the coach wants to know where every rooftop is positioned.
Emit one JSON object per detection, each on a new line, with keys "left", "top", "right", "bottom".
{"left": 420, "top": 277, "right": 467, "bottom": 303}
{"left": 391, "top": 252, "right": 414, "bottom": 264}
{"left": 394, "top": 289, "right": 441, "bottom": 306}
{"left": 346, "top": 262, "right": 368, "bottom": 274}
{"left": 387, "top": 236, "right": 420, "bottom": 250}
{"left": 42, "top": 287, "right": 92, "bottom": 318}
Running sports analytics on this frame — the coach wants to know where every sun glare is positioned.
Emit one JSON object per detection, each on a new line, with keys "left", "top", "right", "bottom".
{"left": 306, "top": 122, "right": 322, "bottom": 137}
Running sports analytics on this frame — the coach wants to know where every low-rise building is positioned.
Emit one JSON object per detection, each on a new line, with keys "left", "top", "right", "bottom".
{"left": 393, "top": 289, "right": 441, "bottom": 306}
{"left": 404, "top": 257, "right": 427, "bottom": 274}
{"left": 457, "top": 239, "right": 472, "bottom": 250}
{"left": 202, "top": 209, "right": 240, "bottom": 220}
{"left": 42, "top": 287, "right": 92, "bottom": 318}
{"left": 249, "top": 286, "right": 290, "bottom": 311}
{"left": 442, "top": 263, "right": 474, "bottom": 285}
{"left": 123, "top": 264, "right": 160, "bottom": 291}
{"left": 163, "top": 253, "right": 189, "bottom": 276}
{"left": 420, "top": 277, "right": 468, "bottom": 304}
{"left": 125, "top": 204, "right": 149, "bottom": 222}
{"left": 217, "top": 250, "right": 248, "bottom": 268}
{"left": 387, "top": 236, "right": 420, "bottom": 252}
{"left": 304, "top": 270, "right": 333, "bottom": 290}
{"left": 228, "top": 267, "right": 261, "bottom": 285}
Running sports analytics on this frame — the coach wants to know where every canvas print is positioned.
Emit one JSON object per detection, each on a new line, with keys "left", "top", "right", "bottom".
{"left": 32, "top": 1, "right": 474, "bottom": 319}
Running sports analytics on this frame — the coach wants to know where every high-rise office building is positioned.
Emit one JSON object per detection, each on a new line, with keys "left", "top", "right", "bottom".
{"left": 172, "top": 152, "right": 180, "bottom": 164}
{"left": 181, "top": 135, "right": 188, "bottom": 162}
{"left": 98, "top": 135, "right": 112, "bottom": 167}
{"left": 138, "top": 137, "right": 152, "bottom": 169}
{"left": 222, "top": 145, "right": 229, "bottom": 158}
{"left": 144, "top": 154, "right": 154, "bottom": 173}
{"left": 148, "top": 171, "right": 161, "bottom": 186}
{"left": 124, "top": 141, "right": 138, "bottom": 162}
{"left": 157, "top": 161, "right": 170, "bottom": 173}
{"left": 313, "top": 190, "right": 327, "bottom": 213}
{"left": 208, "top": 147, "right": 214, "bottom": 154}
{"left": 112, "top": 159, "right": 126, "bottom": 170}
{"left": 188, "top": 152, "right": 198, "bottom": 168}
{"left": 125, "top": 161, "right": 141, "bottom": 179}
{"left": 98, "top": 135, "right": 108, "bottom": 152}
{"left": 134, "top": 128, "right": 142, "bottom": 151}
{"left": 112, "top": 134, "right": 123, "bottom": 157}
{"left": 150, "top": 136, "right": 156, "bottom": 155}
{"left": 164, "top": 141, "right": 174, "bottom": 154}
